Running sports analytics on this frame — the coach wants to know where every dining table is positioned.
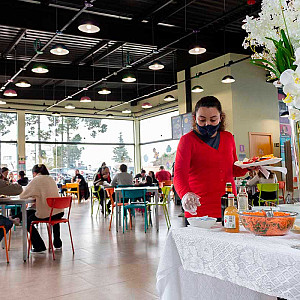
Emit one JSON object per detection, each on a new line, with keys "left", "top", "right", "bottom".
{"left": 157, "top": 225, "right": 300, "bottom": 300}
{"left": 0, "top": 196, "right": 36, "bottom": 262}
{"left": 114, "top": 186, "right": 159, "bottom": 232}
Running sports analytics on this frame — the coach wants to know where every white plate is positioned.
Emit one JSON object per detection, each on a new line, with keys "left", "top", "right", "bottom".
{"left": 234, "top": 158, "right": 282, "bottom": 168}
{"left": 187, "top": 217, "right": 217, "bottom": 229}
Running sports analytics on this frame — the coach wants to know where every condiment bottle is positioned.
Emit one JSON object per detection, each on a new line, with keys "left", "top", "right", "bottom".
{"left": 237, "top": 181, "right": 248, "bottom": 212}
{"left": 221, "top": 182, "right": 232, "bottom": 226}
{"left": 224, "top": 193, "right": 240, "bottom": 233}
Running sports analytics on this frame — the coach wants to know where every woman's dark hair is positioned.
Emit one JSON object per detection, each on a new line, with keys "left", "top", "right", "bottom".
{"left": 19, "top": 171, "right": 26, "bottom": 178}
{"left": 1, "top": 167, "right": 8, "bottom": 173}
{"left": 193, "top": 96, "right": 226, "bottom": 131}
{"left": 120, "top": 164, "right": 127, "bottom": 172}
{"left": 32, "top": 164, "right": 49, "bottom": 175}
{"left": 149, "top": 171, "right": 155, "bottom": 179}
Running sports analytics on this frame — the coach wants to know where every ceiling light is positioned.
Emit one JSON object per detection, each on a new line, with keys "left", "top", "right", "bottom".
{"left": 0, "top": 100, "right": 6, "bottom": 105}
{"left": 52, "top": 112, "right": 60, "bottom": 116}
{"left": 192, "top": 85, "right": 204, "bottom": 93}
{"left": 50, "top": 43, "right": 69, "bottom": 55}
{"left": 164, "top": 95, "right": 175, "bottom": 102}
{"left": 98, "top": 88, "right": 111, "bottom": 95}
{"left": 80, "top": 96, "right": 92, "bottom": 103}
{"left": 78, "top": 22, "right": 100, "bottom": 33}
{"left": 122, "top": 73, "right": 136, "bottom": 83}
{"left": 65, "top": 103, "right": 75, "bottom": 109}
{"left": 148, "top": 61, "right": 164, "bottom": 70}
{"left": 31, "top": 64, "right": 49, "bottom": 74}
{"left": 280, "top": 111, "right": 289, "bottom": 118}
{"left": 122, "top": 108, "right": 131, "bottom": 114}
{"left": 141, "top": 102, "right": 152, "bottom": 109}
{"left": 106, "top": 113, "right": 114, "bottom": 118}
{"left": 15, "top": 80, "right": 31, "bottom": 88}
{"left": 188, "top": 46, "right": 206, "bottom": 55}
{"left": 3, "top": 89, "right": 17, "bottom": 97}
{"left": 221, "top": 75, "right": 235, "bottom": 83}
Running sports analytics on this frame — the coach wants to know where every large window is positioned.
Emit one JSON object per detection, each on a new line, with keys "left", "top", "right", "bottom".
{"left": 140, "top": 111, "right": 179, "bottom": 172}
{"left": 0, "top": 112, "right": 18, "bottom": 170}
{"left": 25, "top": 114, "right": 134, "bottom": 180}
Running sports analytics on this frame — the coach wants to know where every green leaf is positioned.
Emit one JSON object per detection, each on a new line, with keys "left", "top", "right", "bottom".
{"left": 281, "top": 29, "right": 294, "bottom": 57}
{"left": 250, "top": 60, "right": 280, "bottom": 79}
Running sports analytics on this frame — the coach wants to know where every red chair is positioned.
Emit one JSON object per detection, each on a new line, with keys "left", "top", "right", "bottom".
{"left": 105, "top": 187, "right": 131, "bottom": 231}
{"left": 28, "top": 196, "right": 74, "bottom": 260}
{"left": 278, "top": 181, "right": 286, "bottom": 203}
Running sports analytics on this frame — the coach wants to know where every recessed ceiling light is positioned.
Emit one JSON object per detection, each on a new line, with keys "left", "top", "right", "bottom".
{"left": 164, "top": 95, "right": 175, "bottom": 102}
{"left": 148, "top": 61, "right": 164, "bottom": 70}
{"left": 15, "top": 80, "right": 31, "bottom": 88}
{"left": 3, "top": 89, "right": 17, "bottom": 97}
{"left": 78, "top": 22, "right": 100, "bottom": 33}
{"left": 221, "top": 75, "right": 235, "bottom": 84}
{"left": 141, "top": 102, "right": 152, "bottom": 109}
{"left": 80, "top": 96, "right": 92, "bottom": 103}
{"left": 50, "top": 43, "right": 69, "bottom": 55}
{"left": 31, "top": 64, "right": 49, "bottom": 74}
{"left": 98, "top": 88, "right": 111, "bottom": 95}
{"left": 122, "top": 73, "right": 136, "bottom": 83}
{"left": 122, "top": 108, "right": 131, "bottom": 114}
{"left": 65, "top": 103, "right": 75, "bottom": 109}
{"left": 191, "top": 85, "right": 204, "bottom": 93}
{"left": 188, "top": 46, "right": 206, "bottom": 55}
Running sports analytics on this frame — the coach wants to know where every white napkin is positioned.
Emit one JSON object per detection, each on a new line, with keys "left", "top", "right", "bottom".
{"left": 259, "top": 166, "right": 287, "bottom": 179}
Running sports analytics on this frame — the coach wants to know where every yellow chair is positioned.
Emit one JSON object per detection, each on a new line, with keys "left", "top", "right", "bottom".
{"left": 257, "top": 183, "right": 279, "bottom": 206}
{"left": 66, "top": 183, "right": 80, "bottom": 203}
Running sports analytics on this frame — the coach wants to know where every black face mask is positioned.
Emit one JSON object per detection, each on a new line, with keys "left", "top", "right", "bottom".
{"left": 196, "top": 123, "right": 220, "bottom": 139}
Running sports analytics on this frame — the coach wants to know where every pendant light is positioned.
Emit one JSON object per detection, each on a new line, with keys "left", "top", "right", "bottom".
{"left": 141, "top": 102, "right": 152, "bottom": 109}
{"left": 80, "top": 96, "right": 92, "bottom": 103}
{"left": 4, "top": 89, "right": 17, "bottom": 97}
{"left": 15, "top": 80, "right": 31, "bottom": 88}
{"left": 78, "top": 21, "right": 100, "bottom": 33}
{"left": 106, "top": 113, "right": 114, "bottom": 118}
{"left": 189, "top": 46, "right": 206, "bottom": 55}
{"left": 52, "top": 112, "right": 61, "bottom": 116}
{"left": 122, "top": 72, "right": 136, "bottom": 83}
{"left": 122, "top": 108, "right": 131, "bottom": 114}
{"left": 0, "top": 100, "right": 7, "bottom": 105}
{"left": 221, "top": 75, "right": 235, "bottom": 84}
{"left": 65, "top": 103, "right": 75, "bottom": 109}
{"left": 98, "top": 88, "right": 111, "bottom": 95}
{"left": 32, "top": 64, "right": 49, "bottom": 74}
{"left": 191, "top": 85, "right": 204, "bottom": 93}
{"left": 164, "top": 94, "right": 175, "bottom": 102}
{"left": 148, "top": 61, "right": 164, "bottom": 70}
{"left": 50, "top": 43, "right": 69, "bottom": 55}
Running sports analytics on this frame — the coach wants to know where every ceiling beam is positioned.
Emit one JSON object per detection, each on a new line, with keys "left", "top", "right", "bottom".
{"left": 1, "top": 29, "right": 26, "bottom": 59}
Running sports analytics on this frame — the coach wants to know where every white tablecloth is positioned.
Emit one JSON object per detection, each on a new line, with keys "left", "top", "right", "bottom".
{"left": 157, "top": 226, "right": 300, "bottom": 300}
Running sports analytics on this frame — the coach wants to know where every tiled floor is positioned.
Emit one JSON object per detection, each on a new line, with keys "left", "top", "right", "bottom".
{"left": 0, "top": 200, "right": 185, "bottom": 299}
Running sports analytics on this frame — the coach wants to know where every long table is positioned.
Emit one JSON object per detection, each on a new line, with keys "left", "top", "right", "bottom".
{"left": 0, "top": 197, "right": 36, "bottom": 261}
{"left": 114, "top": 186, "right": 159, "bottom": 232}
{"left": 157, "top": 226, "right": 300, "bottom": 300}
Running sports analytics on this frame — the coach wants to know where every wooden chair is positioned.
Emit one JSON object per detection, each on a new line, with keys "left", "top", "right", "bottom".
{"left": 65, "top": 183, "right": 80, "bottom": 204}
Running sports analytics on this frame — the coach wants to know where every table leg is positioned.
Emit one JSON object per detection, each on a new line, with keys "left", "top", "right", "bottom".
{"left": 90, "top": 187, "right": 93, "bottom": 214}
{"left": 115, "top": 191, "right": 119, "bottom": 233}
{"left": 155, "top": 190, "right": 159, "bottom": 231}
{"left": 21, "top": 204, "right": 27, "bottom": 262}
{"left": 1, "top": 205, "right": 5, "bottom": 249}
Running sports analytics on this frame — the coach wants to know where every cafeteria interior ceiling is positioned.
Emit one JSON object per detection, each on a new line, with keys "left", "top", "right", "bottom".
{"left": 0, "top": 0, "right": 261, "bottom": 117}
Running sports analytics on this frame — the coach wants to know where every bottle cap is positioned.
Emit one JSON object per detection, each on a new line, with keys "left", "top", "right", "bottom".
{"left": 228, "top": 193, "right": 235, "bottom": 198}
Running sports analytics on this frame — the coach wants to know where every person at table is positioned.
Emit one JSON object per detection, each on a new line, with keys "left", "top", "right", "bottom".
{"left": 135, "top": 170, "right": 152, "bottom": 186}
{"left": 155, "top": 166, "right": 171, "bottom": 183}
{"left": 148, "top": 171, "right": 159, "bottom": 185}
{"left": 17, "top": 171, "right": 29, "bottom": 186}
{"left": 13, "top": 164, "right": 64, "bottom": 253}
{"left": 72, "top": 169, "right": 87, "bottom": 201}
{"left": 111, "top": 164, "right": 133, "bottom": 187}
{"left": 93, "top": 163, "right": 111, "bottom": 213}
{"left": 174, "top": 96, "right": 248, "bottom": 221}
{"left": 247, "top": 169, "right": 278, "bottom": 206}
{"left": 8, "top": 172, "right": 16, "bottom": 183}
{"left": 1, "top": 167, "right": 9, "bottom": 182}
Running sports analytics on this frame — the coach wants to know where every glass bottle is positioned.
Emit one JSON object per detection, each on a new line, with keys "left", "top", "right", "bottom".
{"left": 224, "top": 193, "right": 240, "bottom": 233}
{"left": 237, "top": 182, "right": 248, "bottom": 212}
{"left": 221, "top": 182, "right": 232, "bottom": 226}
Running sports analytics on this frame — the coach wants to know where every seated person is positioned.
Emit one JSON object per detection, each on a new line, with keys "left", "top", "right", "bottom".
{"left": 17, "top": 171, "right": 29, "bottom": 186}
{"left": 1, "top": 167, "right": 9, "bottom": 182}
{"left": 72, "top": 169, "right": 87, "bottom": 200}
{"left": 134, "top": 170, "right": 152, "bottom": 186}
{"left": 111, "top": 164, "right": 133, "bottom": 187}
{"left": 155, "top": 165, "right": 171, "bottom": 182}
{"left": 148, "top": 171, "right": 158, "bottom": 185}
{"left": 247, "top": 170, "right": 277, "bottom": 206}
{"left": 13, "top": 164, "right": 64, "bottom": 253}
{"left": 0, "top": 177, "right": 23, "bottom": 242}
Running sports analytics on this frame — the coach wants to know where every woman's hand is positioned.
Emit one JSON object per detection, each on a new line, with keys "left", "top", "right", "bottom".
{"left": 182, "top": 192, "right": 201, "bottom": 215}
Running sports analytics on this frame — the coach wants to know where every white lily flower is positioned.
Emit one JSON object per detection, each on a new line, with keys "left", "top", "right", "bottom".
{"left": 294, "top": 48, "right": 300, "bottom": 65}
{"left": 283, "top": 93, "right": 295, "bottom": 106}
{"left": 289, "top": 108, "right": 300, "bottom": 121}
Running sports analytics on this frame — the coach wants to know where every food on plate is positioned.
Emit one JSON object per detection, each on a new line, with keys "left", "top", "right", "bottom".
{"left": 240, "top": 210, "right": 297, "bottom": 236}
{"left": 242, "top": 154, "right": 276, "bottom": 164}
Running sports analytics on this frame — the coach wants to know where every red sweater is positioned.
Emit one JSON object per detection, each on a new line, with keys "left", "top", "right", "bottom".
{"left": 174, "top": 131, "right": 247, "bottom": 218}
{"left": 155, "top": 170, "right": 171, "bottom": 182}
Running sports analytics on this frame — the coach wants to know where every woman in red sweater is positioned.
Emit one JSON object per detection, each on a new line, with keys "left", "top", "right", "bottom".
{"left": 174, "top": 96, "right": 248, "bottom": 220}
